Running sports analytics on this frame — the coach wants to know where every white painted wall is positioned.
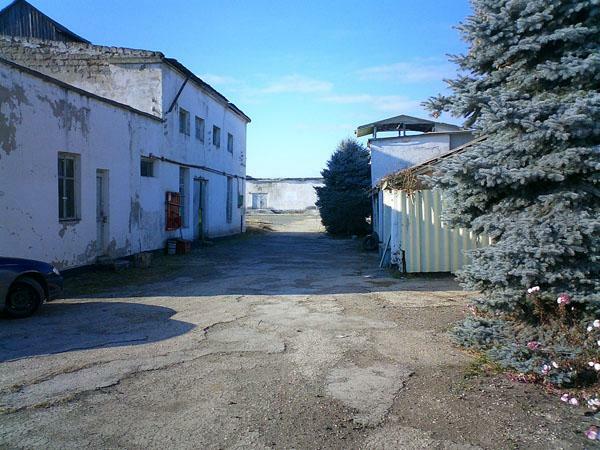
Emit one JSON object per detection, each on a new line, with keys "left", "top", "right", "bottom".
{"left": 245, "top": 179, "right": 323, "bottom": 211}
{"left": 160, "top": 66, "right": 247, "bottom": 237}
{"left": 0, "top": 59, "right": 248, "bottom": 269}
{"left": 369, "top": 132, "right": 472, "bottom": 187}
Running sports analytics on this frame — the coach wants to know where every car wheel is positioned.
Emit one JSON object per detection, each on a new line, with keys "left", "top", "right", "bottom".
{"left": 5, "top": 277, "right": 44, "bottom": 318}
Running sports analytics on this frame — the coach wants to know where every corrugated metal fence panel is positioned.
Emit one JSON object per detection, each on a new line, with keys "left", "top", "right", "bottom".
{"left": 389, "top": 189, "right": 490, "bottom": 273}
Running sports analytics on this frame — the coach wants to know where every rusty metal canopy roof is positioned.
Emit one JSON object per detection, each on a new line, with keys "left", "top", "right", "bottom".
{"left": 356, "top": 114, "right": 463, "bottom": 138}
{"left": 0, "top": 0, "right": 89, "bottom": 43}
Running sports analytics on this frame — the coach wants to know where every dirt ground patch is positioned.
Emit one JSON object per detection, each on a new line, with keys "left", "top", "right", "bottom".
{"left": 0, "top": 221, "right": 589, "bottom": 449}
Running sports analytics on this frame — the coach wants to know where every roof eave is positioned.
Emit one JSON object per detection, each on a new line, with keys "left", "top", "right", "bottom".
{"left": 163, "top": 58, "right": 251, "bottom": 123}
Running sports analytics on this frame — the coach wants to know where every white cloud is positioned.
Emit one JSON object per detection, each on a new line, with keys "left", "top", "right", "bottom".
{"left": 260, "top": 75, "right": 333, "bottom": 94}
{"left": 357, "top": 59, "right": 454, "bottom": 83}
{"left": 321, "top": 94, "right": 421, "bottom": 112}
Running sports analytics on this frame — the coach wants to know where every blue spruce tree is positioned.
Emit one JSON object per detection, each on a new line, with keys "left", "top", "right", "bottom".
{"left": 316, "top": 139, "right": 371, "bottom": 236}
{"left": 425, "top": 0, "right": 600, "bottom": 314}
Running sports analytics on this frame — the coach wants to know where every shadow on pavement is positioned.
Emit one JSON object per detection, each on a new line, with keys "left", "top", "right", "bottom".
{"left": 0, "top": 302, "right": 195, "bottom": 362}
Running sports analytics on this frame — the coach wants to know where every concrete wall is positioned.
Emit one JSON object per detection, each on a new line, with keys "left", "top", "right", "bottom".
{"left": 0, "top": 60, "right": 159, "bottom": 268}
{"left": 0, "top": 58, "right": 246, "bottom": 268}
{"left": 246, "top": 178, "right": 323, "bottom": 212}
{"left": 369, "top": 131, "right": 473, "bottom": 187}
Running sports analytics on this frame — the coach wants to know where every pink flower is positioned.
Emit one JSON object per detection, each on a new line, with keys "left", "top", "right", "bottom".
{"left": 588, "top": 398, "right": 600, "bottom": 408}
{"left": 585, "top": 426, "right": 598, "bottom": 440}
{"left": 527, "top": 286, "right": 540, "bottom": 294}
{"left": 560, "top": 393, "right": 569, "bottom": 402}
{"left": 569, "top": 397, "right": 579, "bottom": 406}
{"left": 527, "top": 341, "right": 540, "bottom": 351}
{"left": 556, "top": 293, "right": 571, "bottom": 305}
{"left": 541, "top": 364, "right": 551, "bottom": 375}
{"left": 589, "top": 361, "right": 596, "bottom": 367}
{"left": 594, "top": 319, "right": 600, "bottom": 328}
{"left": 467, "top": 304, "right": 477, "bottom": 316}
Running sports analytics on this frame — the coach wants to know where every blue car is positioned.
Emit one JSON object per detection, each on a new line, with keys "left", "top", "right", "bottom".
{"left": 0, "top": 257, "right": 63, "bottom": 318}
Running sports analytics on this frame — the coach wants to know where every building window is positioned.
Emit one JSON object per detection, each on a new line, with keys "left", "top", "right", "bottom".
{"left": 227, "top": 133, "right": 234, "bottom": 153}
{"left": 58, "top": 153, "right": 79, "bottom": 221}
{"left": 179, "top": 108, "right": 190, "bottom": 135}
{"left": 213, "top": 125, "right": 221, "bottom": 148}
{"left": 195, "top": 116, "right": 205, "bottom": 142}
{"left": 141, "top": 157, "right": 154, "bottom": 177}
{"left": 226, "top": 176, "right": 233, "bottom": 223}
{"left": 179, "top": 167, "right": 189, "bottom": 227}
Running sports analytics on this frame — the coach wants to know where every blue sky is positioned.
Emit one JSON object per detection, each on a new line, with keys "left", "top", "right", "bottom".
{"left": 18, "top": 0, "right": 472, "bottom": 177}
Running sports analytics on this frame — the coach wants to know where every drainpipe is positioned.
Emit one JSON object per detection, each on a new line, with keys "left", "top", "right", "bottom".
{"left": 166, "top": 75, "right": 190, "bottom": 115}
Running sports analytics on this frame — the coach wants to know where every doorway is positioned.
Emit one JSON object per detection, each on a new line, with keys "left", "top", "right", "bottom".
{"left": 252, "top": 193, "right": 268, "bottom": 209}
{"left": 96, "top": 169, "right": 109, "bottom": 256}
{"left": 193, "top": 178, "right": 207, "bottom": 240}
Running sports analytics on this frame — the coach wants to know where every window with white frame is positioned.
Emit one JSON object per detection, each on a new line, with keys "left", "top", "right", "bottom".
{"left": 58, "top": 153, "right": 80, "bottom": 221}
{"left": 227, "top": 133, "right": 234, "bottom": 153}
{"left": 195, "top": 116, "right": 205, "bottom": 142}
{"left": 179, "top": 108, "right": 190, "bottom": 135}
{"left": 213, "top": 125, "right": 221, "bottom": 148}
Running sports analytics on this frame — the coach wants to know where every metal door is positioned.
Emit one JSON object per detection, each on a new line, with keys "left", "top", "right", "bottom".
{"left": 193, "top": 178, "right": 207, "bottom": 240}
{"left": 252, "top": 193, "right": 267, "bottom": 209}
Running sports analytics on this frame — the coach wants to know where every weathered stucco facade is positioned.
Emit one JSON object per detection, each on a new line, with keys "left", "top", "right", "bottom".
{"left": 245, "top": 178, "right": 323, "bottom": 212}
{"left": 0, "top": 37, "right": 249, "bottom": 269}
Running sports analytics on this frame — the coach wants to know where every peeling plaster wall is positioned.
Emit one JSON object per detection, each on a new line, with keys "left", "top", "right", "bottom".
{"left": 0, "top": 37, "right": 249, "bottom": 240}
{"left": 246, "top": 179, "right": 323, "bottom": 212}
{"left": 0, "top": 38, "right": 250, "bottom": 266}
{"left": 0, "top": 62, "right": 163, "bottom": 269}
{"left": 0, "top": 36, "right": 163, "bottom": 116}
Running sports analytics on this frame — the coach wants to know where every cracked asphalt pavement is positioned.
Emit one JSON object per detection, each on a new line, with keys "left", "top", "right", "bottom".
{"left": 0, "top": 217, "right": 588, "bottom": 449}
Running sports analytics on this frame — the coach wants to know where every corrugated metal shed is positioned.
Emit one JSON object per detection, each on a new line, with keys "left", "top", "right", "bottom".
{"left": 384, "top": 189, "right": 491, "bottom": 273}
{"left": 0, "top": 0, "right": 89, "bottom": 43}
{"left": 378, "top": 136, "right": 491, "bottom": 273}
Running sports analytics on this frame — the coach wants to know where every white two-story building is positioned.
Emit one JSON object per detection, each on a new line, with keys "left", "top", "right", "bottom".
{"left": 0, "top": 1, "right": 250, "bottom": 269}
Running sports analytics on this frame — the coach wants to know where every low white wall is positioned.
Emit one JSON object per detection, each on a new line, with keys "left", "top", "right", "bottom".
{"left": 246, "top": 178, "right": 323, "bottom": 211}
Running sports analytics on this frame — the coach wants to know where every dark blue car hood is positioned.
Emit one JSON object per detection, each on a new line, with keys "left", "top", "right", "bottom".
{"left": 0, "top": 257, "right": 54, "bottom": 272}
